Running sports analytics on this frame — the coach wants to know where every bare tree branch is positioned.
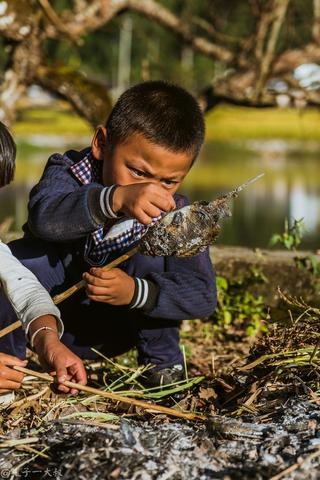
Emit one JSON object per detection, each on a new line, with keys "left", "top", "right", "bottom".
{"left": 254, "top": 0, "right": 290, "bottom": 99}
{"left": 191, "top": 16, "right": 245, "bottom": 46}
{"left": 0, "top": 40, "right": 39, "bottom": 124}
{"left": 50, "top": 0, "right": 236, "bottom": 65}
{"left": 2, "top": 0, "right": 320, "bottom": 125}
{"left": 126, "top": 0, "right": 235, "bottom": 64}
{"left": 248, "top": 0, "right": 263, "bottom": 18}
{"left": 313, "top": 0, "right": 320, "bottom": 44}
{"left": 200, "top": 69, "right": 320, "bottom": 112}
{"left": 254, "top": 1, "right": 273, "bottom": 61}
{"left": 36, "top": 66, "right": 112, "bottom": 126}
{"left": 0, "top": 6, "right": 43, "bottom": 124}
{"left": 0, "top": 1, "right": 36, "bottom": 41}
{"left": 44, "top": 0, "right": 128, "bottom": 39}
{"left": 273, "top": 42, "right": 320, "bottom": 75}
{"left": 36, "top": 0, "right": 78, "bottom": 42}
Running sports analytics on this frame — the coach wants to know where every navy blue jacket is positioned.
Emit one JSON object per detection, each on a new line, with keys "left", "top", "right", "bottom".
{"left": 24, "top": 149, "right": 217, "bottom": 321}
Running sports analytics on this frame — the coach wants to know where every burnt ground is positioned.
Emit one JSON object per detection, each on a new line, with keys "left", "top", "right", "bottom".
{"left": 1, "top": 313, "right": 320, "bottom": 479}
{"left": 1, "top": 398, "right": 320, "bottom": 480}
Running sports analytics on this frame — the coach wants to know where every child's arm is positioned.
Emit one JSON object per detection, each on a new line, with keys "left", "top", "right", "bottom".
{"left": 28, "top": 316, "right": 87, "bottom": 394}
{"left": 0, "top": 241, "right": 63, "bottom": 338}
{"left": 0, "top": 243, "right": 87, "bottom": 392}
{"left": 27, "top": 152, "right": 106, "bottom": 241}
{"left": 136, "top": 249, "right": 217, "bottom": 320}
{"left": 84, "top": 248, "right": 216, "bottom": 320}
{"left": 27, "top": 152, "right": 174, "bottom": 241}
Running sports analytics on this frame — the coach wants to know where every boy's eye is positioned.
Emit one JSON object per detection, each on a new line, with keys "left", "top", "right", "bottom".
{"left": 131, "top": 168, "right": 145, "bottom": 177}
{"left": 162, "top": 179, "right": 176, "bottom": 187}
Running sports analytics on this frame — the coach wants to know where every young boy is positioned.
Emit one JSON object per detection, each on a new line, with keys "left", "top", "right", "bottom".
{"left": 3, "top": 81, "right": 216, "bottom": 387}
{"left": 0, "top": 122, "right": 86, "bottom": 394}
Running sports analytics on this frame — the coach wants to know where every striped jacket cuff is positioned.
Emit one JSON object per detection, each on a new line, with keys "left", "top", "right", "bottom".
{"left": 129, "top": 278, "right": 159, "bottom": 311}
{"left": 100, "top": 185, "right": 122, "bottom": 219}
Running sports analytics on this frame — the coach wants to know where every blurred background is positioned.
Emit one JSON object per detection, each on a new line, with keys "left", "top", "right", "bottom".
{"left": 0, "top": 0, "right": 319, "bottom": 249}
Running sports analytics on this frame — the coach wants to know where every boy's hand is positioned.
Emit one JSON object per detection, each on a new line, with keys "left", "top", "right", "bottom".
{"left": 112, "top": 183, "right": 175, "bottom": 225}
{"left": 83, "top": 267, "right": 135, "bottom": 305}
{"left": 33, "top": 332, "right": 87, "bottom": 395}
{"left": 0, "top": 353, "right": 27, "bottom": 391}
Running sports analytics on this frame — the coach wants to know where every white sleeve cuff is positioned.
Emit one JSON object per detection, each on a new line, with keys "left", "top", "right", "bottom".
{"left": 100, "top": 185, "right": 122, "bottom": 219}
{"left": 130, "top": 278, "right": 150, "bottom": 309}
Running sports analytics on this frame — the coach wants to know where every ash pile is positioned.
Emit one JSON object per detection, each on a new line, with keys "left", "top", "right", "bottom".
{"left": 1, "top": 397, "right": 320, "bottom": 480}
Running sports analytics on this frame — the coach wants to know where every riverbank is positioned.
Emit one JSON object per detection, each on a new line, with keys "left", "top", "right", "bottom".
{"left": 211, "top": 246, "right": 320, "bottom": 309}
{"left": 12, "top": 102, "right": 320, "bottom": 141}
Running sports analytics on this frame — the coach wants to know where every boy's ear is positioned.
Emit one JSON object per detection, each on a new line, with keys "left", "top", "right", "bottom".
{"left": 91, "top": 126, "right": 108, "bottom": 161}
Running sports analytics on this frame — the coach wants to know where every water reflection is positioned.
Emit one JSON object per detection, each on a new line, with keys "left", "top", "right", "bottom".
{"left": 0, "top": 138, "right": 319, "bottom": 249}
{"left": 181, "top": 139, "right": 320, "bottom": 249}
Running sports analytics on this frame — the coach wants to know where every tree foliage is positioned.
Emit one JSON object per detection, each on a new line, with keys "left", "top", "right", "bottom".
{"left": 0, "top": 0, "right": 319, "bottom": 125}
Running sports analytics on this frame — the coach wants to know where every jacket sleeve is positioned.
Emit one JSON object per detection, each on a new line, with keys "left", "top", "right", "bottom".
{"left": 27, "top": 153, "right": 106, "bottom": 242}
{"left": 143, "top": 248, "right": 217, "bottom": 320}
{"left": 0, "top": 241, "right": 63, "bottom": 338}
{"left": 131, "top": 194, "right": 217, "bottom": 320}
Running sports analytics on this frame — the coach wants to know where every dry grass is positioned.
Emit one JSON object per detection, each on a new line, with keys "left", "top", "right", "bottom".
{"left": 1, "top": 283, "right": 320, "bottom": 435}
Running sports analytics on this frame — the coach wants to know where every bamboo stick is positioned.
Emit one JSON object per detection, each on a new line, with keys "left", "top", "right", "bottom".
{"left": 13, "top": 366, "right": 205, "bottom": 422}
{"left": 0, "top": 320, "right": 22, "bottom": 339}
{"left": 52, "top": 246, "right": 139, "bottom": 304}
{"left": 0, "top": 246, "right": 140, "bottom": 339}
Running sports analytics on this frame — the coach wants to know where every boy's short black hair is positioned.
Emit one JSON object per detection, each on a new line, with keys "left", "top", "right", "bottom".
{"left": 106, "top": 81, "right": 205, "bottom": 159}
{"left": 0, "top": 122, "right": 16, "bottom": 188}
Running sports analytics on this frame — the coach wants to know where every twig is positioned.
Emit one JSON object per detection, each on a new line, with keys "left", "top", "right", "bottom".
{"left": 0, "top": 437, "right": 39, "bottom": 448}
{"left": 309, "top": 340, "right": 320, "bottom": 364}
{"left": 278, "top": 287, "right": 320, "bottom": 315}
{"left": 9, "top": 386, "right": 49, "bottom": 409}
{"left": 270, "top": 448, "right": 320, "bottom": 480}
{"left": 182, "top": 345, "right": 189, "bottom": 382}
{"left": 13, "top": 366, "right": 206, "bottom": 422}
{"left": 18, "top": 445, "right": 50, "bottom": 459}
{"left": 211, "top": 353, "right": 215, "bottom": 376}
{"left": 12, "top": 446, "right": 50, "bottom": 476}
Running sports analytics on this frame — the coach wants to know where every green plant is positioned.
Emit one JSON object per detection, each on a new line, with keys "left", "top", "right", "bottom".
{"left": 249, "top": 265, "right": 268, "bottom": 284}
{"left": 212, "top": 276, "right": 268, "bottom": 337}
{"left": 295, "top": 254, "right": 320, "bottom": 277}
{"left": 269, "top": 218, "right": 306, "bottom": 251}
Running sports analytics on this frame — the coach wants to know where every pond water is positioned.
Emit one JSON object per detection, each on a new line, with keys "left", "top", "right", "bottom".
{"left": 0, "top": 136, "right": 319, "bottom": 250}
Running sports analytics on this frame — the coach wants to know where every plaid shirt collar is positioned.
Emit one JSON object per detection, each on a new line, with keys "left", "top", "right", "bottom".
{"left": 70, "top": 150, "right": 101, "bottom": 185}
{"left": 70, "top": 151, "right": 152, "bottom": 264}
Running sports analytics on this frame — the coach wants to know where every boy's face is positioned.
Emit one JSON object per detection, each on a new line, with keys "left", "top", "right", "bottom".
{"left": 92, "top": 127, "right": 194, "bottom": 195}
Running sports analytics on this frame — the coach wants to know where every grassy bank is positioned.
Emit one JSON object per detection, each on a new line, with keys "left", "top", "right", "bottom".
{"left": 13, "top": 103, "right": 93, "bottom": 137}
{"left": 12, "top": 102, "right": 320, "bottom": 141}
{"left": 205, "top": 105, "right": 320, "bottom": 141}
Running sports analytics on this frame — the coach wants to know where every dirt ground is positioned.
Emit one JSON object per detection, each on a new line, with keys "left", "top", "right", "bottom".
{"left": 1, "top": 309, "right": 320, "bottom": 479}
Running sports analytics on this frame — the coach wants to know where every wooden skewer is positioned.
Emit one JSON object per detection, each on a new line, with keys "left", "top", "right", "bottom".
{"left": 0, "top": 245, "right": 140, "bottom": 339}
{"left": 52, "top": 245, "right": 139, "bottom": 304}
{"left": 0, "top": 320, "right": 21, "bottom": 339}
{"left": 13, "top": 365, "right": 205, "bottom": 422}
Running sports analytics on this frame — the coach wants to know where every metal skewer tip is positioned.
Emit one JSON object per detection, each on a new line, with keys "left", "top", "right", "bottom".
{"left": 234, "top": 173, "right": 265, "bottom": 194}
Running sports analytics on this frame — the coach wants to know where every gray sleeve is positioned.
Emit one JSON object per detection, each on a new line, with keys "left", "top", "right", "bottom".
{"left": 0, "top": 241, "right": 63, "bottom": 338}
